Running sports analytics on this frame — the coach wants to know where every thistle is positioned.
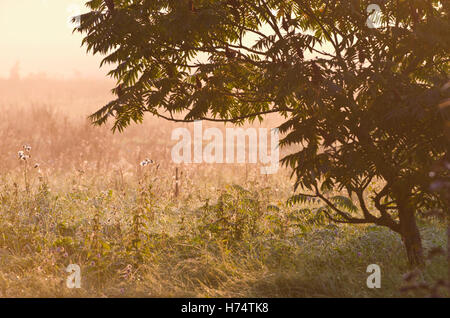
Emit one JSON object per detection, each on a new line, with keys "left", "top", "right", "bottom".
{"left": 17, "top": 145, "right": 32, "bottom": 194}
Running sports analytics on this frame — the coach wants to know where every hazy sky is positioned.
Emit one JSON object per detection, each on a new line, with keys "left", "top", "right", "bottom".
{"left": 0, "top": 1, "right": 326, "bottom": 80}
{"left": 0, "top": 0, "right": 107, "bottom": 79}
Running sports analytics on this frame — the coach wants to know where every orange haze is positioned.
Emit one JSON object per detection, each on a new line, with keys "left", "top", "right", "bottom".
{"left": 0, "top": 0, "right": 107, "bottom": 79}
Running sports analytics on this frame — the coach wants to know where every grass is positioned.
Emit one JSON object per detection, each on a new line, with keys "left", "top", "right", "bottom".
{"left": 0, "top": 166, "right": 447, "bottom": 297}
{"left": 0, "top": 80, "right": 448, "bottom": 298}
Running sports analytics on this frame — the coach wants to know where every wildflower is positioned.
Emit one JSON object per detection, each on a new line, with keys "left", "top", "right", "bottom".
{"left": 63, "top": 252, "right": 68, "bottom": 258}
{"left": 140, "top": 158, "right": 154, "bottom": 167}
{"left": 430, "top": 180, "right": 449, "bottom": 192}
{"left": 120, "top": 264, "right": 132, "bottom": 278}
{"left": 18, "top": 150, "right": 30, "bottom": 161}
{"left": 90, "top": 261, "right": 95, "bottom": 266}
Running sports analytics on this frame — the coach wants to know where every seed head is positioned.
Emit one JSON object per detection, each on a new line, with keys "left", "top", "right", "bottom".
{"left": 140, "top": 158, "right": 154, "bottom": 167}
{"left": 18, "top": 150, "right": 30, "bottom": 161}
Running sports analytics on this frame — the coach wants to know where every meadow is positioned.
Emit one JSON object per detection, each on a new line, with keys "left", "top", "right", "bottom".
{"left": 0, "top": 78, "right": 448, "bottom": 297}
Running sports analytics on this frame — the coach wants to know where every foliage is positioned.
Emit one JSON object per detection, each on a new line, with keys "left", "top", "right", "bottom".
{"left": 0, "top": 168, "right": 448, "bottom": 297}
{"left": 76, "top": 0, "right": 450, "bottom": 265}
{"left": 196, "top": 184, "right": 263, "bottom": 242}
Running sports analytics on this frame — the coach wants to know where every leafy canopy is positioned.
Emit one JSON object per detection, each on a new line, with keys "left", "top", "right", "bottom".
{"left": 76, "top": 0, "right": 449, "bottom": 228}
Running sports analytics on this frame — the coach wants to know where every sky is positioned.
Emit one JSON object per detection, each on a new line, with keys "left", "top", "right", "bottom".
{"left": 0, "top": 0, "right": 107, "bottom": 79}
{"left": 0, "top": 1, "right": 327, "bottom": 80}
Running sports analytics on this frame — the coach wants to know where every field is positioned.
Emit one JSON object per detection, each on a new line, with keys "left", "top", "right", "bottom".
{"left": 0, "top": 78, "right": 448, "bottom": 297}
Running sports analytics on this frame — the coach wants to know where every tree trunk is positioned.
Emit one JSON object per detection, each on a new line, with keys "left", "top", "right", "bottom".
{"left": 392, "top": 185, "right": 426, "bottom": 268}
{"left": 399, "top": 206, "right": 425, "bottom": 268}
{"left": 447, "top": 220, "right": 450, "bottom": 283}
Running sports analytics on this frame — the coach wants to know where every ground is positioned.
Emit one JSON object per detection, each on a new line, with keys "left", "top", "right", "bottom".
{"left": 0, "top": 79, "right": 447, "bottom": 297}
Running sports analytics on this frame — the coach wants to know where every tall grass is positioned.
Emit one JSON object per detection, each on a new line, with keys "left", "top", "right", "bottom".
{"left": 0, "top": 79, "right": 447, "bottom": 297}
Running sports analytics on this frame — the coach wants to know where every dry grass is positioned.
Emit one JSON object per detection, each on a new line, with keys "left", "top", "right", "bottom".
{"left": 0, "top": 78, "right": 447, "bottom": 297}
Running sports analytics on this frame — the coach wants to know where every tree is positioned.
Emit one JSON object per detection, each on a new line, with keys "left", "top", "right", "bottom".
{"left": 9, "top": 61, "right": 20, "bottom": 81}
{"left": 76, "top": 0, "right": 449, "bottom": 267}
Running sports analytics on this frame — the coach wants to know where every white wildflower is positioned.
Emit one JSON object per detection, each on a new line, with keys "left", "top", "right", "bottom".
{"left": 17, "top": 151, "right": 30, "bottom": 160}
{"left": 140, "top": 158, "right": 154, "bottom": 167}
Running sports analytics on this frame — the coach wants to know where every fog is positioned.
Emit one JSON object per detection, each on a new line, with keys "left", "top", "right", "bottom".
{"left": 0, "top": 0, "right": 107, "bottom": 79}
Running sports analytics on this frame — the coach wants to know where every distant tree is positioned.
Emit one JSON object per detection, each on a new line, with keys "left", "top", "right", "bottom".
{"left": 76, "top": 0, "right": 449, "bottom": 266}
{"left": 9, "top": 61, "right": 20, "bottom": 81}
